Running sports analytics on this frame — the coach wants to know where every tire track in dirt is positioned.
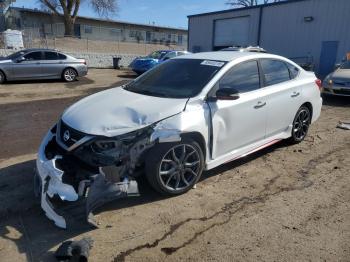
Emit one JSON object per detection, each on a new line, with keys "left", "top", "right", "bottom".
{"left": 113, "top": 142, "right": 350, "bottom": 261}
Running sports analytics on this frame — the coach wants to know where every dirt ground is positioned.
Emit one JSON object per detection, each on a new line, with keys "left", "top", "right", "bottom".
{"left": 0, "top": 70, "right": 349, "bottom": 262}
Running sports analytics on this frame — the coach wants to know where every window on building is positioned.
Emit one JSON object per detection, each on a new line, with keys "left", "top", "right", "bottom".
{"left": 84, "top": 25, "right": 92, "bottom": 34}
{"left": 129, "top": 30, "right": 136, "bottom": 37}
{"left": 219, "top": 60, "right": 260, "bottom": 93}
{"left": 260, "top": 59, "right": 291, "bottom": 86}
{"left": 110, "top": 28, "right": 120, "bottom": 36}
{"left": 178, "top": 35, "right": 183, "bottom": 45}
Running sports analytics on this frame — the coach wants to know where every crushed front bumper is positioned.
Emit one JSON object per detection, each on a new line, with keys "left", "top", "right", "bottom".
{"left": 35, "top": 129, "right": 139, "bottom": 229}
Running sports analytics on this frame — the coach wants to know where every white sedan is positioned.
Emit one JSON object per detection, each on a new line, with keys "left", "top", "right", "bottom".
{"left": 35, "top": 51, "right": 322, "bottom": 228}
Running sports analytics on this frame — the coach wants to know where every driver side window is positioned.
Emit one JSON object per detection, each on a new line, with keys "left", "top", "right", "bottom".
{"left": 23, "top": 52, "right": 42, "bottom": 61}
{"left": 219, "top": 60, "right": 260, "bottom": 93}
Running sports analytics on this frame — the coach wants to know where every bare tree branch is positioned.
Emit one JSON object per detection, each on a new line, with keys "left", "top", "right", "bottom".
{"left": 90, "top": 0, "right": 118, "bottom": 17}
{"left": 226, "top": 0, "right": 286, "bottom": 7}
{"left": 39, "top": 0, "right": 60, "bottom": 15}
{"left": 39, "top": 0, "right": 118, "bottom": 36}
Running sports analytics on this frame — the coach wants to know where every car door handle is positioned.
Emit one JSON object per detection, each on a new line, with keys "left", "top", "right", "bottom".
{"left": 291, "top": 92, "right": 300, "bottom": 97}
{"left": 254, "top": 101, "right": 266, "bottom": 109}
{"left": 36, "top": 62, "right": 40, "bottom": 65}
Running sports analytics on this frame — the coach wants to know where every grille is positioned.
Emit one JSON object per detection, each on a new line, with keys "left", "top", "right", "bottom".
{"left": 334, "top": 89, "right": 350, "bottom": 95}
{"left": 334, "top": 81, "right": 350, "bottom": 87}
{"left": 58, "top": 120, "right": 86, "bottom": 148}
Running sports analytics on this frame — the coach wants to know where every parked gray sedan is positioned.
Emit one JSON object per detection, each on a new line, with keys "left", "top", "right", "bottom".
{"left": 322, "top": 61, "right": 350, "bottom": 96}
{"left": 0, "top": 49, "right": 88, "bottom": 83}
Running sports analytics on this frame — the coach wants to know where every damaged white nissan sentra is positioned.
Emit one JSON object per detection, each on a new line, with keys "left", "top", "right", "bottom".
{"left": 35, "top": 51, "right": 322, "bottom": 228}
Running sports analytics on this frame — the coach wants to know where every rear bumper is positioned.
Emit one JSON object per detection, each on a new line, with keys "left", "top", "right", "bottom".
{"left": 75, "top": 65, "right": 88, "bottom": 77}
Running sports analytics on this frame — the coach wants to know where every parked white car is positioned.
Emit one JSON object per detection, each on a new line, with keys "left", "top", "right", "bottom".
{"left": 35, "top": 51, "right": 322, "bottom": 228}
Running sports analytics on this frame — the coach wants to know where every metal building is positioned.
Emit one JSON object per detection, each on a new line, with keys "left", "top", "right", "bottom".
{"left": 188, "top": 0, "right": 350, "bottom": 77}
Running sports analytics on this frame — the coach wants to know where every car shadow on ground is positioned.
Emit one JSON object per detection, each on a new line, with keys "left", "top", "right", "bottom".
{"left": 322, "top": 94, "right": 350, "bottom": 108}
{"left": 117, "top": 71, "right": 138, "bottom": 79}
{"left": 3, "top": 77, "right": 95, "bottom": 89}
{"left": 0, "top": 140, "right": 290, "bottom": 261}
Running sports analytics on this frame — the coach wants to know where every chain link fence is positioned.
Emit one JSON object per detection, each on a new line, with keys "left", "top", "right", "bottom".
{"left": 17, "top": 25, "right": 187, "bottom": 56}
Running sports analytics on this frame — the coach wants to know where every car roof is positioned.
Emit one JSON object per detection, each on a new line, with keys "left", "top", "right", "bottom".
{"left": 175, "top": 51, "right": 258, "bottom": 61}
{"left": 22, "top": 48, "right": 59, "bottom": 53}
{"left": 175, "top": 51, "right": 291, "bottom": 62}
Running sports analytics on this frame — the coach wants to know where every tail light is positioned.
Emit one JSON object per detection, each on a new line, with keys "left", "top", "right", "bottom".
{"left": 315, "top": 79, "right": 322, "bottom": 90}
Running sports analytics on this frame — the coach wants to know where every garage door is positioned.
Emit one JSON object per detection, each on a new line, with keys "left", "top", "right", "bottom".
{"left": 214, "top": 16, "right": 250, "bottom": 48}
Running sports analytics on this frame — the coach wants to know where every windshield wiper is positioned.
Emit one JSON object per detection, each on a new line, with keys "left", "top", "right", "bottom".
{"left": 126, "top": 88, "right": 171, "bottom": 98}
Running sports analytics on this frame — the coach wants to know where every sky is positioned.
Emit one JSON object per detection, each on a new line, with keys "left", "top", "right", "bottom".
{"left": 11, "top": 0, "right": 230, "bottom": 29}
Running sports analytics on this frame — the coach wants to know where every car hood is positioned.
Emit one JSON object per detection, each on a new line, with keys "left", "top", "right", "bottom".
{"left": 331, "top": 69, "right": 350, "bottom": 80}
{"left": 62, "top": 87, "right": 188, "bottom": 137}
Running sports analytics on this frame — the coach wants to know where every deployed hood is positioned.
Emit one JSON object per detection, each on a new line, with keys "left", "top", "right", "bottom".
{"left": 62, "top": 87, "right": 188, "bottom": 137}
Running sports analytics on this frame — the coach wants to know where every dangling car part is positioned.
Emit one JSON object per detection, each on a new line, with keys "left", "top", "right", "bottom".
{"left": 36, "top": 52, "right": 322, "bottom": 228}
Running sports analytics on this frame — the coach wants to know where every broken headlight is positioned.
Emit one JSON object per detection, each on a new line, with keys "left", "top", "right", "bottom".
{"left": 91, "top": 140, "right": 119, "bottom": 153}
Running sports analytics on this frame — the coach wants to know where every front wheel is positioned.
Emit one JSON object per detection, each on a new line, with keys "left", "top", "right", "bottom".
{"left": 289, "top": 106, "right": 311, "bottom": 143}
{"left": 0, "top": 71, "right": 5, "bottom": 84}
{"left": 145, "top": 140, "right": 204, "bottom": 195}
{"left": 62, "top": 68, "right": 77, "bottom": 82}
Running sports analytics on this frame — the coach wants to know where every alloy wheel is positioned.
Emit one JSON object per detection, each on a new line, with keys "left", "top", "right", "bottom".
{"left": 158, "top": 144, "right": 201, "bottom": 192}
{"left": 293, "top": 108, "right": 310, "bottom": 141}
{"left": 64, "top": 69, "right": 76, "bottom": 82}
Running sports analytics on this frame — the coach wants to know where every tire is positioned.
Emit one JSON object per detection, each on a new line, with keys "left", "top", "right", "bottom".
{"left": 145, "top": 140, "right": 204, "bottom": 196}
{"left": 62, "top": 68, "right": 77, "bottom": 82}
{"left": 289, "top": 106, "right": 311, "bottom": 143}
{"left": 0, "top": 70, "right": 5, "bottom": 84}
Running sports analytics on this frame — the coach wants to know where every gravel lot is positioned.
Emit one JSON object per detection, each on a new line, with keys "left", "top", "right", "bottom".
{"left": 0, "top": 69, "right": 349, "bottom": 261}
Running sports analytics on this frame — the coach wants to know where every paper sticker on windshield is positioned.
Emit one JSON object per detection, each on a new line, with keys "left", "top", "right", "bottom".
{"left": 201, "top": 60, "right": 225, "bottom": 67}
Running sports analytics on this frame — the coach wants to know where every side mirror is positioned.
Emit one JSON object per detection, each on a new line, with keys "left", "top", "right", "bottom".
{"left": 15, "top": 56, "right": 25, "bottom": 63}
{"left": 215, "top": 87, "right": 240, "bottom": 100}
{"left": 334, "top": 63, "right": 341, "bottom": 70}
{"left": 162, "top": 57, "right": 170, "bottom": 61}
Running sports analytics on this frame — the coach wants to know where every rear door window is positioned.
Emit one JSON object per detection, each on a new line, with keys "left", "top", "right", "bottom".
{"left": 260, "top": 59, "right": 291, "bottom": 86}
{"left": 58, "top": 53, "right": 67, "bottom": 60}
{"left": 24, "top": 51, "right": 42, "bottom": 61}
{"left": 219, "top": 60, "right": 261, "bottom": 93}
{"left": 285, "top": 62, "right": 299, "bottom": 79}
{"left": 44, "top": 51, "right": 59, "bottom": 60}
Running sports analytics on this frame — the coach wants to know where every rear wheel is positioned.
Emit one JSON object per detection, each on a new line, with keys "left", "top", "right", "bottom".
{"left": 289, "top": 106, "right": 311, "bottom": 143}
{"left": 63, "top": 68, "right": 77, "bottom": 82}
{"left": 0, "top": 71, "right": 5, "bottom": 84}
{"left": 145, "top": 140, "right": 204, "bottom": 195}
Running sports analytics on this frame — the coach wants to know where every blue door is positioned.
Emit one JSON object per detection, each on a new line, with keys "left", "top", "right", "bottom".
{"left": 319, "top": 41, "right": 339, "bottom": 78}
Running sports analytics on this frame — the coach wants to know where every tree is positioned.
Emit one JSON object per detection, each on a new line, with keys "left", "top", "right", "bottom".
{"left": 226, "top": 0, "right": 285, "bottom": 8}
{"left": 39, "top": 0, "right": 118, "bottom": 36}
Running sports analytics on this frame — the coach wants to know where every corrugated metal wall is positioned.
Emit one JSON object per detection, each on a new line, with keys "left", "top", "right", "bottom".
{"left": 188, "top": 0, "right": 350, "bottom": 74}
{"left": 260, "top": 0, "right": 350, "bottom": 72}
{"left": 188, "top": 8, "right": 260, "bottom": 52}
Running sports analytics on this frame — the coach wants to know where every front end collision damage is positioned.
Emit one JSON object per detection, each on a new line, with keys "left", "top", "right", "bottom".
{"left": 35, "top": 120, "right": 183, "bottom": 229}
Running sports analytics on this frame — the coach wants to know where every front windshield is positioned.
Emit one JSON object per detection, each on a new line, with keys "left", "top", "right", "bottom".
{"left": 148, "top": 51, "right": 168, "bottom": 60}
{"left": 124, "top": 59, "right": 226, "bottom": 98}
{"left": 6, "top": 50, "right": 26, "bottom": 60}
{"left": 340, "top": 61, "right": 350, "bottom": 69}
